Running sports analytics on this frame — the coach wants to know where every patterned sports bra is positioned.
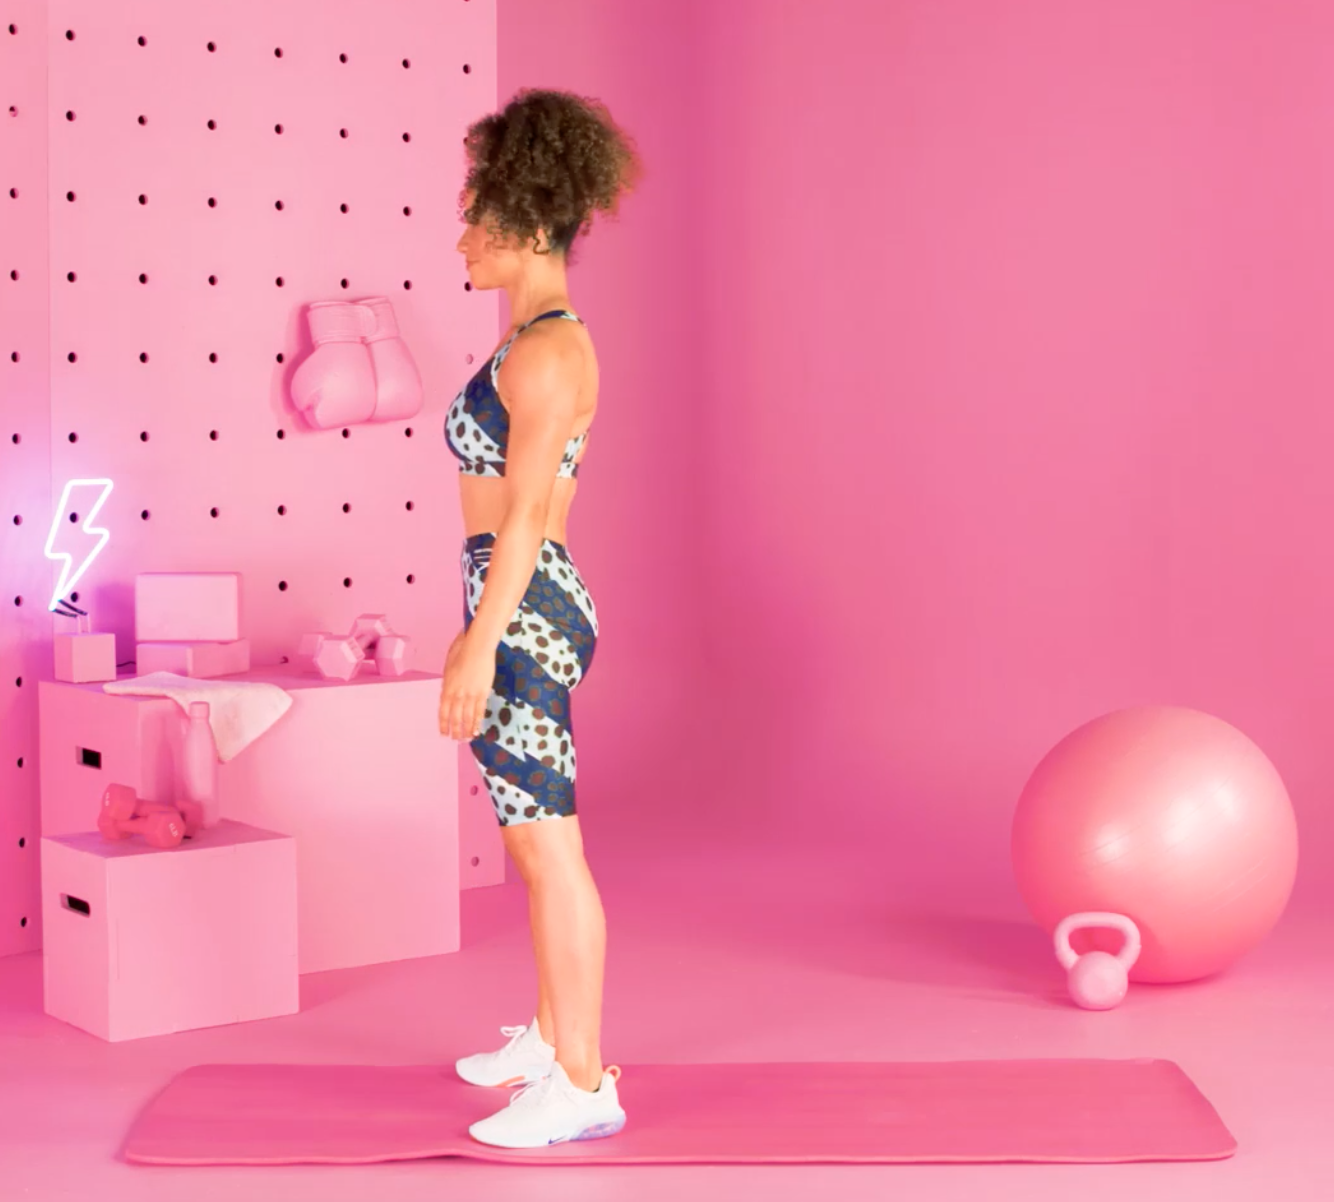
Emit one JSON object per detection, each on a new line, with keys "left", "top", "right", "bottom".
{"left": 444, "top": 309, "right": 589, "bottom": 478}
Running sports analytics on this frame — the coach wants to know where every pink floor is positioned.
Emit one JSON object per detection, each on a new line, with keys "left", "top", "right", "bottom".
{"left": 2, "top": 834, "right": 1330, "bottom": 1202}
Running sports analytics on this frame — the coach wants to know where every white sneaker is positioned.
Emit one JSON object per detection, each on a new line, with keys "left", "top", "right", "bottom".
{"left": 455, "top": 1019, "right": 556, "bottom": 1088}
{"left": 468, "top": 1060, "right": 626, "bottom": 1149}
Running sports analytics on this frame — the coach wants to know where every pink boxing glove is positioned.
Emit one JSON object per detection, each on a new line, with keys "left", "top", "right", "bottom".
{"left": 291, "top": 301, "right": 377, "bottom": 429}
{"left": 360, "top": 296, "right": 424, "bottom": 422}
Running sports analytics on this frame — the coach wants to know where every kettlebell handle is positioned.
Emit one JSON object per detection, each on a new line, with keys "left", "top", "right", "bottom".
{"left": 1053, "top": 912, "right": 1142, "bottom": 972}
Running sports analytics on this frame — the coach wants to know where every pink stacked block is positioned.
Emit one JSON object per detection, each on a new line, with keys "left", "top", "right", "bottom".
{"left": 41, "top": 820, "right": 297, "bottom": 1042}
{"left": 39, "top": 667, "right": 463, "bottom": 974}
{"left": 134, "top": 573, "right": 248, "bottom": 678}
{"left": 39, "top": 681, "right": 180, "bottom": 836}
{"left": 136, "top": 639, "right": 251, "bottom": 678}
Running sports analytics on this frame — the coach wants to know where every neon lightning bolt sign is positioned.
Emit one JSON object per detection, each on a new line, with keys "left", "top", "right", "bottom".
{"left": 44, "top": 478, "right": 115, "bottom": 612}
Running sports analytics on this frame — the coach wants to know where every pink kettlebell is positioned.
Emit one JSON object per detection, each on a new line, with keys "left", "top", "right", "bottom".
{"left": 1053, "top": 912, "right": 1142, "bottom": 1010}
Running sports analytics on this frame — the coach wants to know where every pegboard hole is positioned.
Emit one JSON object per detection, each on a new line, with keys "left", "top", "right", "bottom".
{"left": 339, "top": 128, "right": 348, "bottom": 139}
{"left": 9, "top": 105, "right": 18, "bottom": 116}
{"left": 16, "top": 757, "right": 23, "bottom": 768}
{"left": 274, "top": 123, "right": 284, "bottom": 135}
{"left": 208, "top": 197, "right": 217, "bottom": 208}
{"left": 339, "top": 203, "right": 348, "bottom": 214}
{"left": 9, "top": 352, "right": 17, "bottom": 363}
{"left": 139, "top": 273, "right": 148, "bottom": 284}
{"left": 11, "top": 433, "right": 18, "bottom": 444}
{"left": 67, "top": 272, "right": 76, "bottom": 282}
{"left": 19, "top": 917, "right": 26, "bottom": 928}
{"left": 8, "top": 24, "right": 17, "bottom": 35}
{"left": 138, "top": 115, "right": 146, "bottom": 125}
{"left": 339, "top": 52, "right": 348, "bottom": 63}
{"left": 275, "top": 276, "right": 284, "bottom": 287}
{"left": 275, "top": 353, "right": 284, "bottom": 363}
{"left": 67, "top": 355, "right": 77, "bottom": 365}
{"left": 139, "top": 352, "right": 149, "bottom": 363}
{"left": 208, "top": 274, "right": 217, "bottom": 285}
{"left": 405, "top": 500, "right": 415, "bottom": 511}
{"left": 278, "top": 580, "right": 288, "bottom": 591}
{"left": 12, "top": 515, "right": 21, "bottom": 525}
{"left": 342, "top": 503, "right": 351, "bottom": 513}
{"left": 207, "top": 41, "right": 216, "bottom": 52}
{"left": 274, "top": 47, "right": 283, "bottom": 58}
{"left": 138, "top": 35, "right": 146, "bottom": 46}
{"left": 403, "top": 280, "right": 412, "bottom": 290}
{"left": 404, "top": 427, "right": 414, "bottom": 437}
{"left": 275, "top": 200, "right": 284, "bottom": 211}
{"left": 64, "top": 191, "right": 74, "bottom": 202}
{"left": 463, "top": 64, "right": 471, "bottom": 74}
{"left": 276, "top": 429, "right": 286, "bottom": 440}
{"left": 341, "top": 428, "right": 351, "bottom": 439}
{"left": 210, "top": 507, "right": 220, "bottom": 518}
{"left": 141, "top": 509, "right": 151, "bottom": 520}
{"left": 343, "top": 578, "right": 353, "bottom": 588}
{"left": 207, "top": 119, "right": 216, "bottom": 130}
{"left": 208, "top": 352, "right": 218, "bottom": 363}
{"left": 402, "top": 132, "right": 411, "bottom": 142}
{"left": 13, "top": 592, "right": 21, "bottom": 601}
{"left": 9, "top": 270, "right": 17, "bottom": 280}
{"left": 209, "top": 430, "right": 219, "bottom": 441}
{"left": 68, "top": 512, "right": 78, "bottom": 523}
{"left": 65, "top": 29, "right": 75, "bottom": 40}
{"left": 66, "top": 110, "right": 76, "bottom": 121}
{"left": 403, "top": 206, "right": 412, "bottom": 216}
{"left": 15, "top": 676, "right": 22, "bottom": 687}
{"left": 465, "top": 353, "right": 474, "bottom": 364}
{"left": 406, "top": 574, "right": 416, "bottom": 584}
{"left": 18, "top": 838, "right": 24, "bottom": 849}
{"left": 277, "top": 504, "right": 287, "bottom": 514}
{"left": 339, "top": 278, "right": 349, "bottom": 289}
{"left": 140, "top": 431, "right": 149, "bottom": 441}
{"left": 138, "top": 194, "right": 148, "bottom": 205}
{"left": 67, "top": 430, "right": 77, "bottom": 441}
{"left": 402, "top": 58, "right": 411, "bottom": 69}
{"left": 470, "top": 856, "right": 480, "bottom": 867}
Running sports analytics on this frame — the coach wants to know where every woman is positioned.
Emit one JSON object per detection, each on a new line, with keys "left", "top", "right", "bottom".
{"left": 438, "top": 88, "right": 640, "bottom": 1149}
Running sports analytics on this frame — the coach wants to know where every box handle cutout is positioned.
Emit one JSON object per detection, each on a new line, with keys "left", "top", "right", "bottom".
{"left": 61, "top": 894, "right": 91, "bottom": 917}
{"left": 77, "top": 747, "right": 102, "bottom": 769}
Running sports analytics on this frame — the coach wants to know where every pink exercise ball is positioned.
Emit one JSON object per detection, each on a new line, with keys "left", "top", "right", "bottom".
{"left": 1012, "top": 706, "right": 1298, "bottom": 984}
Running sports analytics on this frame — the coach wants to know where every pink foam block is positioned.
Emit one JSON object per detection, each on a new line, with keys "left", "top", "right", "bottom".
{"left": 135, "top": 638, "right": 251, "bottom": 679}
{"left": 53, "top": 631, "right": 117, "bottom": 684}
{"left": 135, "top": 573, "right": 241, "bottom": 643}
{"left": 214, "top": 664, "right": 457, "bottom": 974}
{"left": 39, "top": 681, "right": 180, "bottom": 836}
{"left": 122, "top": 1059, "right": 1237, "bottom": 1166}
{"left": 41, "top": 820, "right": 297, "bottom": 1042}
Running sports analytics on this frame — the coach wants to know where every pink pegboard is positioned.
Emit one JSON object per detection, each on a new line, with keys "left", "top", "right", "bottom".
{"left": 41, "top": 819, "right": 298, "bottom": 1041}
{"left": 2, "top": 0, "right": 499, "bottom": 955}
{"left": 0, "top": 0, "right": 54, "bottom": 957}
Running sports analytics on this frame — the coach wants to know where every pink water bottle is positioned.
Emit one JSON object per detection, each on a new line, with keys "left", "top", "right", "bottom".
{"left": 179, "top": 701, "right": 221, "bottom": 828}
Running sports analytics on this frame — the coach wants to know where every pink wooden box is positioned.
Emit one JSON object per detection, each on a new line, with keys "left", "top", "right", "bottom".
{"left": 135, "top": 638, "right": 251, "bottom": 678}
{"left": 41, "top": 820, "right": 297, "bottom": 1042}
{"left": 53, "top": 631, "right": 117, "bottom": 684}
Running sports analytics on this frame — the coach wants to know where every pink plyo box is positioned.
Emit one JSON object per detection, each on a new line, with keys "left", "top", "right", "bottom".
{"left": 122, "top": 1059, "right": 1237, "bottom": 1166}
{"left": 41, "top": 821, "right": 297, "bottom": 1042}
{"left": 135, "top": 573, "right": 241, "bottom": 643}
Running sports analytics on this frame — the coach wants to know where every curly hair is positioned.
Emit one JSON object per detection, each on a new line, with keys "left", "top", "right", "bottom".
{"left": 459, "top": 88, "right": 643, "bottom": 264}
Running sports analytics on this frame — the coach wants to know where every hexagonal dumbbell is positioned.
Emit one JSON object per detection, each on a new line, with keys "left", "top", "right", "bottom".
{"left": 374, "top": 634, "right": 411, "bottom": 676}
{"left": 97, "top": 782, "right": 186, "bottom": 850}
{"left": 311, "top": 633, "right": 365, "bottom": 681}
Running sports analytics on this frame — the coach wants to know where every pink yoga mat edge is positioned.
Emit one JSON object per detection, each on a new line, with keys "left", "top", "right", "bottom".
{"left": 122, "top": 1058, "right": 1238, "bottom": 1168}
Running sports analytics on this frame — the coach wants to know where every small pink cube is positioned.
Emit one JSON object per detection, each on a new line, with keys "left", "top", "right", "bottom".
{"left": 53, "top": 632, "right": 117, "bottom": 684}
{"left": 41, "top": 820, "right": 298, "bottom": 1041}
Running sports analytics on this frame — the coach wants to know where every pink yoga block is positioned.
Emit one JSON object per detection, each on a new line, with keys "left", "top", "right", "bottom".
{"left": 135, "top": 638, "right": 252, "bottom": 679}
{"left": 135, "top": 573, "right": 241, "bottom": 643}
{"left": 39, "top": 680, "right": 180, "bottom": 836}
{"left": 52, "top": 631, "right": 117, "bottom": 684}
{"left": 40, "top": 821, "right": 297, "bottom": 1042}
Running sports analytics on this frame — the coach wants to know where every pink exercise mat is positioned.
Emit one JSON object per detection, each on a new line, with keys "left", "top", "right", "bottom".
{"left": 122, "top": 1058, "right": 1236, "bottom": 1166}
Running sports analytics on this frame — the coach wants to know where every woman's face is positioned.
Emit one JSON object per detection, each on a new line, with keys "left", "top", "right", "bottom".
{"left": 456, "top": 189, "right": 548, "bottom": 290}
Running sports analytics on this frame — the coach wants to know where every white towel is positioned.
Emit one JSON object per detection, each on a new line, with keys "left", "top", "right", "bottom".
{"left": 103, "top": 671, "right": 294, "bottom": 762}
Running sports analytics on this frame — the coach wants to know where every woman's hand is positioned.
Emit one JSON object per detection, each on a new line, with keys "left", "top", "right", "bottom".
{"left": 440, "top": 631, "right": 496, "bottom": 741}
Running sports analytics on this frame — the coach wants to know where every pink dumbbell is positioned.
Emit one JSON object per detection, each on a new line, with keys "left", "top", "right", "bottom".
{"left": 299, "top": 613, "right": 412, "bottom": 681}
{"left": 97, "top": 783, "right": 187, "bottom": 850}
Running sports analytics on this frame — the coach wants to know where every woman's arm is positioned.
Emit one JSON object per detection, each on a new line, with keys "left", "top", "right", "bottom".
{"left": 464, "top": 326, "right": 583, "bottom": 651}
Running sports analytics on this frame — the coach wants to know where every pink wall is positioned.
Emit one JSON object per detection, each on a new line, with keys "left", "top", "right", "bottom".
{"left": 694, "top": 0, "right": 1334, "bottom": 907}
{"left": 506, "top": 0, "right": 1334, "bottom": 912}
